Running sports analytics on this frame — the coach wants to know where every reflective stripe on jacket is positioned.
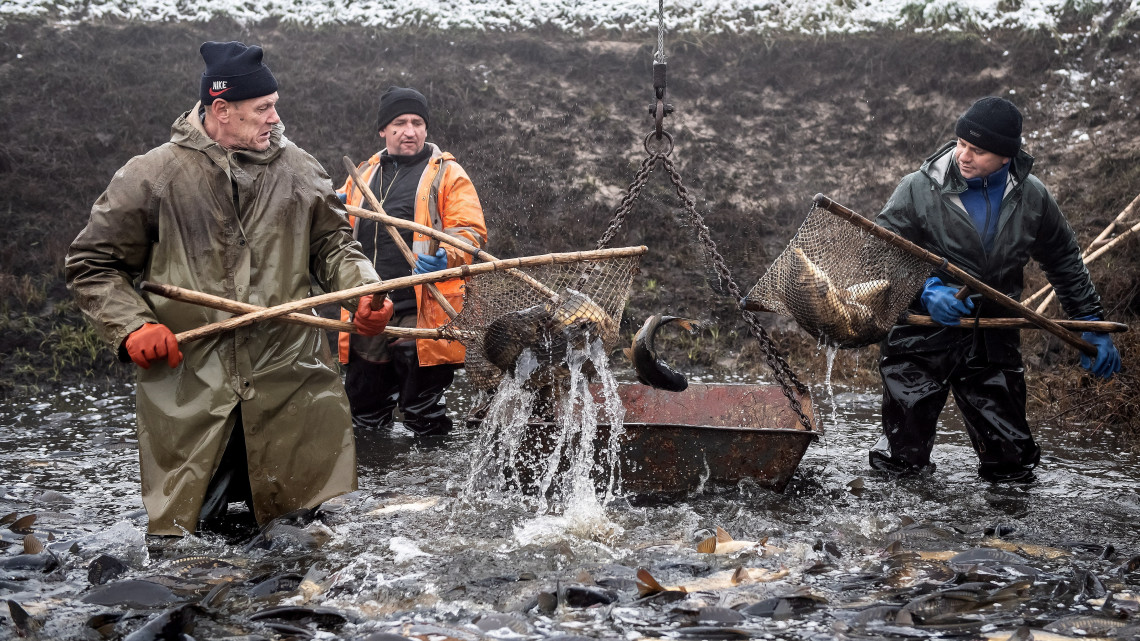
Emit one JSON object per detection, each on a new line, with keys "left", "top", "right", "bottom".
{"left": 337, "top": 143, "right": 487, "bottom": 366}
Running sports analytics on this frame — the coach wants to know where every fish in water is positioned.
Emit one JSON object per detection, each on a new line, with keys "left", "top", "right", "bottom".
{"left": 695, "top": 526, "right": 780, "bottom": 556}
{"left": 623, "top": 314, "right": 700, "bottom": 392}
{"left": 635, "top": 566, "right": 789, "bottom": 597}
{"left": 367, "top": 496, "right": 442, "bottom": 517}
{"left": 122, "top": 603, "right": 205, "bottom": 641}
{"left": 787, "top": 248, "right": 890, "bottom": 347}
{"left": 7, "top": 600, "right": 42, "bottom": 637}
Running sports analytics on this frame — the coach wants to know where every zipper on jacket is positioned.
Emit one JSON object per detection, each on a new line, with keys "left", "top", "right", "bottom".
{"left": 980, "top": 175, "right": 995, "bottom": 278}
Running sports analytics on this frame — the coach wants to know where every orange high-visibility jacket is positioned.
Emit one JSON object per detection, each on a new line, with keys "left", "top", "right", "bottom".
{"left": 337, "top": 143, "right": 487, "bottom": 366}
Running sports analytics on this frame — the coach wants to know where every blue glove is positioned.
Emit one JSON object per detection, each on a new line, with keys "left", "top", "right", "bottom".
{"left": 1078, "top": 316, "right": 1122, "bottom": 380}
{"left": 920, "top": 277, "right": 975, "bottom": 326}
{"left": 413, "top": 248, "right": 448, "bottom": 275}
{"left": 336, "top": 191, "right": 348, "bottom": 203}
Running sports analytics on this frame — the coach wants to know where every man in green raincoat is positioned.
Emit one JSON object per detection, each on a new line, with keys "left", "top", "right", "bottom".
{"left": 65, "top": 41, "right": 393, "bottom": 536}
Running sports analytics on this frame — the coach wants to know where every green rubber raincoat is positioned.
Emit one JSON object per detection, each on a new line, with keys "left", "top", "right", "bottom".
{"left": 65, "top": 104, "right": 379, "bottom": 535}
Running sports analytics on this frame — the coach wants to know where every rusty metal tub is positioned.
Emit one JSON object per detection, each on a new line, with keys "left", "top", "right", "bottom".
{"left": 472, "top": 382, "right": 818, "bottom": 494}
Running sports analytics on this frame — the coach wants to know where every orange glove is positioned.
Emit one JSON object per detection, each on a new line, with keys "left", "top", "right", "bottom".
{"left": 124, "top": 323, "right": 183, "bottom": 369}
{"left": 354, "top": 295, "right": 394, "bottom": 336}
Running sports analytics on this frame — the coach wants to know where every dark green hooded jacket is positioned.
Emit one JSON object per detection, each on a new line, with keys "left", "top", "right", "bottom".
{"left": 876, "top": 140, "right": 1103, "bottom": 365}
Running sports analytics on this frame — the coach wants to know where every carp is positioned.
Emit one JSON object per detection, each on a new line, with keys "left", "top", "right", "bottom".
{"left": 695, "top": 526, "right": 780, "bottom": 556}
{"left": 787, "top": 248, "right": 890, "bottom": 347}
{"left": 483, "top": 289, "right": 616, "bottom": 386}
{"left": 623, "top": 314, "right": 700, "bottom": 392}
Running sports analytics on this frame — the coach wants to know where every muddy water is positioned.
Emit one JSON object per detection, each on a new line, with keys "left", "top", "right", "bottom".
{"left": 2, "top": 373, "right": 1139, "bottom": 640}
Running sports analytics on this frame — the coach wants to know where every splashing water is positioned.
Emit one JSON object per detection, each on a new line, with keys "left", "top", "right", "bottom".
{"left": 459, "top": 349, "right": 540, "bottom": 504}
{"left": 458, "top": 333, "right": 626, "bottom": 540}
{"left": 824, "top": 345, "right": 839, "bottom": 428}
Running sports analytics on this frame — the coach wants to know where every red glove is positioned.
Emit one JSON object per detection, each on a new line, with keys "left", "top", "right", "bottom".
{"left": 124, "top": 323, "right": 183, "bottom": 369}
{"left": 354, "top": 295, "right": 394, "bottom": 336}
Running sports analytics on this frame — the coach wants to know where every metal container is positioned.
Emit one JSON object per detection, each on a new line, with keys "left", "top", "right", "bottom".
{"left": 474, "top": 382, "right": 818, "bottom": 494}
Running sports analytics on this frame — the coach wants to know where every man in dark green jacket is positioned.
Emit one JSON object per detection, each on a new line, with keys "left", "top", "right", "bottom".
{"left": 869, "top": 96, "right": 1121, "bottom": 482}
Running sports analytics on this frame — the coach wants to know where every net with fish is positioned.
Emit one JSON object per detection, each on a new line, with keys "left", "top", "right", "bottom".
{"left": 446, "top": 256, "right": 640, "bottom": 391}
{"left": 745, "top": 201, "right": 931, "bottom": 349}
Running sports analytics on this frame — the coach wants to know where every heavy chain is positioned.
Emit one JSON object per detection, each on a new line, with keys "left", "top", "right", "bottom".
{"left": 597, "top": 138, "right": 815, "bottom": 432}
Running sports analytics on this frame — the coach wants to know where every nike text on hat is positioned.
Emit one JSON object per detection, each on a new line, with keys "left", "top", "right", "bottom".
{"left": 199, "top": 41, "right": 279, "bottom": 105}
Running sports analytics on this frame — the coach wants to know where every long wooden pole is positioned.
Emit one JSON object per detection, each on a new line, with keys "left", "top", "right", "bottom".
{"left": 139, "top": 281, "right": 447, "bottom": 342}
{"left": 1029, "top": 218, "right": 1140, "bottom": 314}
{"left": 812, "top": 194, "right": 1098, "bottom": 356}
{"left": 1021, "top": 192, "right": 1140, "bottom": 310}
{"left": 144, "top": 246, "right": 647, "bottom": 344}
{"left": 342, "top": 156, "right": 458, "bottom": 319}
{"left": 902, "top": 314, "right": 1128, "bottom": 333}
{"left": 344, "top": 204, "right": 560, "bottom": 299}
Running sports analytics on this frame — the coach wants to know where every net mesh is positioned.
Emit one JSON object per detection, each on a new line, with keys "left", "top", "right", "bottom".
{"left": 446, "top": 256, "right": 640, "bottom": 391}
{"left": 745, "top": 202, "right": 931, "bottom": 349}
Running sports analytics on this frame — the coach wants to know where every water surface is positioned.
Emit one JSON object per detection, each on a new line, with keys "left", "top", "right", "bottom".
{"left": 1, "top": 372, "right": 1137, "bottom": 640}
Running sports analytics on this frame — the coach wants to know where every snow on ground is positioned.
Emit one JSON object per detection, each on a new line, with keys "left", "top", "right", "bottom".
{"left": 1, "top": 0, "right": 1136, "bottom": 34}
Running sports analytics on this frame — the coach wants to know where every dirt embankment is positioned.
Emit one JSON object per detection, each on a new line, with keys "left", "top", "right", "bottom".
{"left": 1, "top": 17, "right": 1138, "bottom": 433}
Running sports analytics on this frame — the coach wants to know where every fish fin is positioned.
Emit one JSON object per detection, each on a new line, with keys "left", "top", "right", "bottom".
{"left": 696, "top": 536, "right": 717, "bottom": 554}
{"left": 716, "top": 526, "right": 734, "bottom": 543}
{"left": 664, "top": 317, "right": 702, "bottom": 333}
{"left": 10, "top": 514, "right": 36, "bottom": 533}
{"left": 899, "top": 515, "right": 916, "bottom": 527}
{"left": 894, "top": 608, "right": 914, "bottom": 626}
{"left": 22, "top": 534, "right": 43, "bottom": 555}
{"left": 731, "top": 567, "right": 751, "bottom": 585}
{"left": 636, "top": 568, "right": 665, "bottom": 596}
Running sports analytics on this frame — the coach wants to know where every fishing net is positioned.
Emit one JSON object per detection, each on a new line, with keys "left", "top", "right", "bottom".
{"left": 745, "top": 201, "right": 931, "bottom": 349}
{"left": 445, "top": 256, "right": 640, "bottom": 392}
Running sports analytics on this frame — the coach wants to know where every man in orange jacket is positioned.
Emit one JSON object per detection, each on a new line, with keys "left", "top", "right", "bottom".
{"left": 338, "top": 86, "right": 488, "bottom": 437}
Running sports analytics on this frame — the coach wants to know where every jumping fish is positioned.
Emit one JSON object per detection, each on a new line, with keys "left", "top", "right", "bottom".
{"left": 624, "top": 314, "right": 700, "bottom": 392}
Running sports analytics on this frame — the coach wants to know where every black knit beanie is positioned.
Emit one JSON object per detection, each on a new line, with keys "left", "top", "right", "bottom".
{"left": 376, "top": 86, "right": 430, "bottom": 131}
{"left": 199, "top": 41, "right": 279, "bottom": 105}
{"left": 955, "top": 96, "right": 1023, "bottom": 158}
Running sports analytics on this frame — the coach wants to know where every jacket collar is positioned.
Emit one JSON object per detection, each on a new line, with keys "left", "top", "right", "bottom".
{"left": 921, "top": 139, "right": 1034, "bottom": 192}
